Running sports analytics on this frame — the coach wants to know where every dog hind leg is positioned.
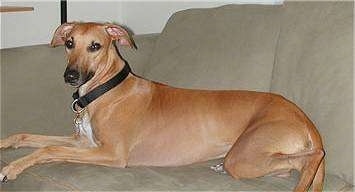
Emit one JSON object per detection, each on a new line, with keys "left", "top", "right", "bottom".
{"left": 224, "top": 146, "right": 325, "bottom": 192}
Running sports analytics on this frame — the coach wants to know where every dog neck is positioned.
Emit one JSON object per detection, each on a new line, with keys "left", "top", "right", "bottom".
{"left": 79, "top": 45, "right": 130, "bottom": 97}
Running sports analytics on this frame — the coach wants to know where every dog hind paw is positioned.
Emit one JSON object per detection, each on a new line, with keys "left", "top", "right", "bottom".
{"left": 210, "top": 162, "right": 227, "bottom": 174}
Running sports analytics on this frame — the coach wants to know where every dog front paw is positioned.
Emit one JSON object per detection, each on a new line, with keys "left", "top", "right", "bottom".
{"left": 0, "top": 173, "right": 8, "bottom": 183}
{"left": 0, "top": 139, "right": 11, "bottom": 149}
{"left": 0, "top": 134, "right": 26, "bottom": 149}
{"left": 1, "top": 164, "right": 21, "bottom": 182}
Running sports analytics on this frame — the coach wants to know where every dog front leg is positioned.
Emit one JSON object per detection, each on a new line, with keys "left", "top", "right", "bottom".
{"left": 0, "top": 145, "right": 127, "bottom": 181}
{"left": 0, "top": 134, "right": 87, "bottom": 149}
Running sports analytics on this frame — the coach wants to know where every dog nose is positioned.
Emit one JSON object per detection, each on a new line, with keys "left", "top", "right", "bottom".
{"left": 64, "top": 68, "right": 80, "bottom": 84}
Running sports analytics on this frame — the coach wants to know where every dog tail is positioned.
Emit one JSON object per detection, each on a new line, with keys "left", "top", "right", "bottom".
{"left": 293, "top": 148, "right": 325, "bottom": 192}
{"left": 312, "top": 157, "right": 325, "bottom": 192}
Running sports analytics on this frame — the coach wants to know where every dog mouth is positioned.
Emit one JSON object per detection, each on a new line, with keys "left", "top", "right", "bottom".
{"left": 64, "top": 71, "right": 95, "bottom": 88}
{"left": 83, "top": 72, "right": 95, "bottom": 84}
{"left": 68, "top": 81, "right": 80, "bottom": 87}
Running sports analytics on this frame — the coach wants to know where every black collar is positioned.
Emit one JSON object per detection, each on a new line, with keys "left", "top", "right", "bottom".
{"left": 72, "top": 63, "right": 131, "bottom": 112}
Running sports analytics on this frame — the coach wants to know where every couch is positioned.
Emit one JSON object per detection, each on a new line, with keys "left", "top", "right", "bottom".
{"left": 1, "top": 2, "right": 353, "bottom": 191}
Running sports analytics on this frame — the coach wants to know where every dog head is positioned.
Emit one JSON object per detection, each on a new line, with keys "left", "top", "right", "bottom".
{"left": 51, "top": 22, "right": 135, "bottom": 87}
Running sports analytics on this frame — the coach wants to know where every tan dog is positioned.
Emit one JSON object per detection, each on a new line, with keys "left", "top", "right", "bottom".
{"left": 0, "top": 22, "right": 325, "bottom": 192}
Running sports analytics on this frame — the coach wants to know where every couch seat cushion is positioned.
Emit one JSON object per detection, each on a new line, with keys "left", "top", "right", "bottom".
{"left": 1, "top": 149, "right": 353, "bottom": 191}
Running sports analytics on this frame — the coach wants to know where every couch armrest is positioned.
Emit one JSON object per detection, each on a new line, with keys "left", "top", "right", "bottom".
{"left": 119, "top": 33, "right": 159, "bottom": 75}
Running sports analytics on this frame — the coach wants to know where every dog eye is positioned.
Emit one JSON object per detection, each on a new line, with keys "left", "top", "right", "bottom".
{"left": 88, "top": 42, "right": 101, "bottom": 52}
{"left": 65, "top": 38, "right": 74, "bottom": 49}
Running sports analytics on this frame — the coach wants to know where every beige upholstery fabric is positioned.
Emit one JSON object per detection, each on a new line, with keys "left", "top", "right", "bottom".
{"left": 1, "top": 45, "right": 73, "bottom": 137}
{"left": 144, "top": 5, "right": 281, "bottom": 91}
{"left": 270, "top": 2, "right": 353, "bottom": 183}
{"left": 119, "top": 34, "right": 159, "bottom": 76}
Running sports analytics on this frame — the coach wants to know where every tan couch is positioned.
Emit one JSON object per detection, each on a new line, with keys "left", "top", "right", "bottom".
{"left": 1, "top": 2, "right": 353, "bottom": 191}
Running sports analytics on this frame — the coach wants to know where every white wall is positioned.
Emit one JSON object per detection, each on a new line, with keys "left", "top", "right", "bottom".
{"left": 67, "top": 1, "right": 123, "bottom": 24}
{"left": 0, "top": 1, "right": 124, "bottom": 49}
{"left": 1, "top": 0, "right": 282, "bottom": 49}
{"left": 0, "top": 1, "right": 60, "bottom": 49}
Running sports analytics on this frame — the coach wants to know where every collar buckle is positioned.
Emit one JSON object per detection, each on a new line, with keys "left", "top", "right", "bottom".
{"left": 71, "top": 99, "right": 85, "bottom": 114}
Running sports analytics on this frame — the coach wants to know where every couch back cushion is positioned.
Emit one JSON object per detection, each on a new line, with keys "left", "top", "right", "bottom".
{"left": 119, "top": 34, "right": 159, "bottom": 76}
{"left": 143, "top": 4, "right": 281, "bottom": 91}
{"left": 271, "top": 2, "right": 353, "bottom": 183}
{"left": 1, "top": 45, "right": 73, "bottom": 137}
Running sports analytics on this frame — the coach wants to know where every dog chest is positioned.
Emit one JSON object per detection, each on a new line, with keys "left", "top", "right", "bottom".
{"left": 76, "top": 112, "right": 98, "bottom": 147}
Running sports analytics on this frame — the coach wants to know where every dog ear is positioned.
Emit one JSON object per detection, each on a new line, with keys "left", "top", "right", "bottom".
{"left": 105, "top": 24, "right": 136, "bottom": 49}
{"left": 50, "top": 23, "right": 76, "bottom": 47}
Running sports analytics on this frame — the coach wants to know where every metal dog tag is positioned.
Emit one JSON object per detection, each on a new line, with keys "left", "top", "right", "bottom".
{"left": 73, "top": 113, "right": 83, "bottom": 134}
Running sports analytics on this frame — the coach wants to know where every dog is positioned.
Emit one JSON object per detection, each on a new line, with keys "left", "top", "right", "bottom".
{"left": 0, "top": 22, "right": 325, "bottom": 192}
